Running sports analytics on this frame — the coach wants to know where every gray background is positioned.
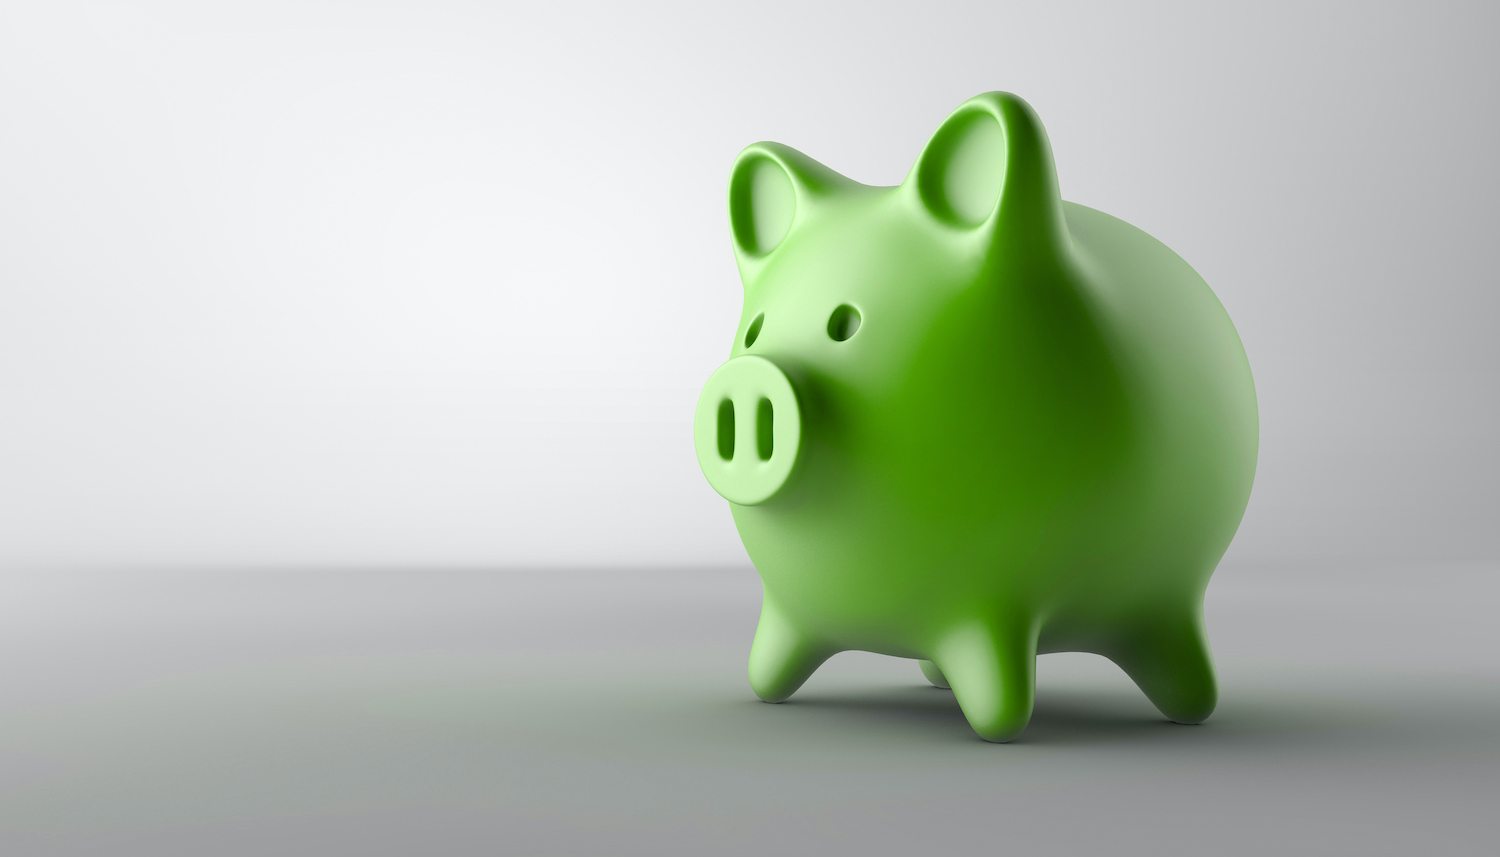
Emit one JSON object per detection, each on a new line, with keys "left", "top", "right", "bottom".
{"left": 1, "top": 566, "right": 1497, "bottom": 854}
{"left": 0, "top": 1, "right": 1496, "bottom": 854}
{"left": 1, "top": 0, "right": 1495, "bottom": 568}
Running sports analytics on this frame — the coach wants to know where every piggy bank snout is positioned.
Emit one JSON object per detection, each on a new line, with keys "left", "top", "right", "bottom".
{"left": 694, "top": 355, "right": 803, "bottom": 506}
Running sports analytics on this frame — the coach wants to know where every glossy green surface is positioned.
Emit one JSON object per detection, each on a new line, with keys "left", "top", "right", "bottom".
{"left": 694, "top": 92, "right": 1258, "bottom": 743}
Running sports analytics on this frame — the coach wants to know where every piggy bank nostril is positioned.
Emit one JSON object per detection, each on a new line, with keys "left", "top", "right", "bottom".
{"left": 757, "top": 398, "right": 774, "bottom": 461}
{"left": 717, "top": 399, "right": 735, "bottom": 460}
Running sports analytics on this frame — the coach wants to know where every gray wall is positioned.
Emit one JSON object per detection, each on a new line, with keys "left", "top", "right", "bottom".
{"left": 0, "top": 0, "right": 1494, "bottom": 570}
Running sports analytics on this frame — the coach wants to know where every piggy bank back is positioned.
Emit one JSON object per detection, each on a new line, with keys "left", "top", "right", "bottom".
{"left": 693, "top": 92, "right": 1258, "bottom": 742}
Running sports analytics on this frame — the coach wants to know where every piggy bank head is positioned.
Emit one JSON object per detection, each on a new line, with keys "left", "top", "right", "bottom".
{"left": 693, "top": 92, "right": 1120, "bottom": 514}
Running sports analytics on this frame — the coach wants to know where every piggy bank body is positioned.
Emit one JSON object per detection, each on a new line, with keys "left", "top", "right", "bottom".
{"left": 694, "top": 93, "right": 1257, "bottom": 742}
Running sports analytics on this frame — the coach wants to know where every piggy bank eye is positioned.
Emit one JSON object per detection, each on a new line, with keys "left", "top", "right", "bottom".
{"left": 744, "top": 313, "right": 765, "bottom": 348}
{"left": 827, "top": 305, "right": 861, "bottom": 342}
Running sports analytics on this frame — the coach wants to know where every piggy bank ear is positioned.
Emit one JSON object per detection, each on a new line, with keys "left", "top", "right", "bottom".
{"left": 909, "top": 92, "right": 1067, "bottom": 257}
{"left": 728, "top": 142, "right": 859, "bottom": 282}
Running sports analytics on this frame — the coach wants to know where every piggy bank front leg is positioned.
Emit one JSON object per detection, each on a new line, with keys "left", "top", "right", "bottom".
{"left": 747, "top": 595, "right": 838, "bottom": 703}
{"left": 931, "top": 618, "right": 1039, "bottom": 743}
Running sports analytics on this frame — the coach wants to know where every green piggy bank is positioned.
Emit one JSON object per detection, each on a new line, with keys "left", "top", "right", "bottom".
{"left": 693, "top": 92, "right": 1257, "bottom": 742}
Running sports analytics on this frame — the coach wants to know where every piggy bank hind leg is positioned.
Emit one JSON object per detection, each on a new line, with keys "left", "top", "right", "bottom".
{"left": 1108, "top": 608, "right": 1218, "bottom": 725}
{"left": 747, "top": 596, "right": 838, "bottom": 703}
{"left": 918, "top": 659, "right": 950, "bottom": 689}
{"left": 931, "top": 620, "right": 1038, "bottom": 743}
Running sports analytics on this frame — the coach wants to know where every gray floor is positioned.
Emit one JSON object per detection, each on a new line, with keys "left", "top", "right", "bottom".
{"left": 0, "top": 563, "right": 1495, "bottom": 855}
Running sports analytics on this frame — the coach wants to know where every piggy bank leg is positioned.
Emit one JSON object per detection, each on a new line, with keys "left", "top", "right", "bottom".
{"left": 932, "top": 620, "right": 1038, "bottom": 743}
{"left": 918, "top": 659, "right": 950, "bottom": 689}
{"left": 1110, "top": 610, "right": 1217, "bottom": 725}
{"left": 747, "top": 597, "right": 836, "bottom": 704}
